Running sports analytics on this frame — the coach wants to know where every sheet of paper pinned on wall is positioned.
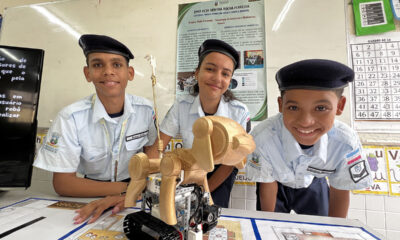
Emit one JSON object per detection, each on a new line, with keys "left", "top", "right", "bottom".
{"left": 353, "top": 145, "right": 400, "bottom": 196}
{"left": 345, "top": 0, "right": 400, "bottom": 132}
{"left": 353, "top": 0, "right": 395, "bottom": 36}
{"left": 386, "top": 146, "right": 400, "bottom": 196}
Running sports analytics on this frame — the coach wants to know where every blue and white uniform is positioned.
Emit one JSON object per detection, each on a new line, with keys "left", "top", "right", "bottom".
{"left": 246, "top": 113, "right": 372, "bottom": 214}
{"left": 34, "top": 94, "right": 157, "bottom": 182}
{"left": 161, "top": 94, "right": 250, "bottom": 207}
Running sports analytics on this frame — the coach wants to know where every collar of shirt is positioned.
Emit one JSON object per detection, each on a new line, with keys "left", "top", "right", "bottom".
{"left": 281, "top": 116, "right": 328, "bottom": 164}
{"left": 189, "top": 95, "right": 229, "bottom": 117}
{"left": 91, "top": 94, "right": 135, "bottom": 123}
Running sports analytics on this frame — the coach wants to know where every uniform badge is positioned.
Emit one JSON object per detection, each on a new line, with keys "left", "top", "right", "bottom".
{"left": 49, "top": 133, "right": 60, "bottom": 146}
{"left": 349, "top": 160, "right": 369, "bottom": 183}
{"left": 248, "top": 152, "right": 261, "bottom": 170}
{"left": 43, "top": 132, "right": 60, "bottom": 153}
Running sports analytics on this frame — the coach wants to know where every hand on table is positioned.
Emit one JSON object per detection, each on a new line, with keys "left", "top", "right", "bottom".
{"left": 73, "top": 195, "right": 125, "bottom": 224}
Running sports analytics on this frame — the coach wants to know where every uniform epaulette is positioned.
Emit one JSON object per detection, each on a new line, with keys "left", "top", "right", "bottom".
{"left": 128, "top": 94, "right": 153, "bottom": 109}
{"left": 59, "top": 95, "right": 93, "bottom": 118}
{"left": 329, "top": 120, "right": 358, "bottom": 147}
{"left": 177, "top": 94, "right": 195, "bottom": 104}
{"left": 229, "top": 99, "right": 248, "bottom": 110}
{"left": 251, "top": 114, "right": 280, "bottom": 139}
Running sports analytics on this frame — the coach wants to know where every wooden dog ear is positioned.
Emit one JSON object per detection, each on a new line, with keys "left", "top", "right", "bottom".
{"left": 191, "top": 117, "right": 214, "bottom": 172}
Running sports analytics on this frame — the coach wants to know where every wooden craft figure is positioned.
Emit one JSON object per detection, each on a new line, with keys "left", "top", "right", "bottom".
{"left": 124, "top": 115, "right": 255, "bottom": 225}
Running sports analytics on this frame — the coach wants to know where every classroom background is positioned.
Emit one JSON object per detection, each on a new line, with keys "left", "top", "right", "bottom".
{"left": 1, "top": 0, "right": 400, "bottom": 239}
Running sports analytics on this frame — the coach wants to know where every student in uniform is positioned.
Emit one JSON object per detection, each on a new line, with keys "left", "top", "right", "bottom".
{"left": 73, "top": 39, "right": 251, "bottom": 224}
{"left": 246, "top": 59, "right": 372, "bottom": 217}
{"left": 33, "top": 34, "right": 156, "bottom": 198}
{"left": 151, "top": 39, "right": 251, "bottom": 208}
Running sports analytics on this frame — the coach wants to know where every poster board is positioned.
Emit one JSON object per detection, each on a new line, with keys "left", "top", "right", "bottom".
{"left": 176, "top": 0, "right": 267, "bottom": 120}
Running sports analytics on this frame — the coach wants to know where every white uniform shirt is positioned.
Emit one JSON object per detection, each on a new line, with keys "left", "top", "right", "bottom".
{"left": 160, "top": 95, "right": 250, "bottom": 147}
{"left": 246, "top": 113, "right": 372, "bottom": 190}
{"left": 33, "top": 94, "right": 157, "bottom": 181}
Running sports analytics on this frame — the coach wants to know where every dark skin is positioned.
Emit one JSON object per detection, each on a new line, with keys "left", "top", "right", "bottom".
{"left": 74, "top": 51, "right": 239, "bottom": 224}
{"left": 71, "top": 52, "right": 156, "bottom": 223}
{"left": 74, "top": 195, "right": 126, "bottom": 224}
{"left": 53, "top": 52, "right": 135, "bottom": 198}
{"left": 258, "top": 89, "right": 349, "bottom": 218}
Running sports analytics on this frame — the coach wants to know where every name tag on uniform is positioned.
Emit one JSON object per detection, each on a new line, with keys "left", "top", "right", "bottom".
{"left": 126, "top": 130, "right": 148, "bottom": 142}
{"left": 307, "top": 166, "right": 336, "bottom": 174}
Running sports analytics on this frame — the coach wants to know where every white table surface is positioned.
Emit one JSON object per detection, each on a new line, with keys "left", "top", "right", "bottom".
{"left": 0, "top": 189, "right": 385, "bottom": 239}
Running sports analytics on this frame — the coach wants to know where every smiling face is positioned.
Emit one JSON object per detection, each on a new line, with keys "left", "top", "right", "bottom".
{"left": 195, "top": 52, "right": 234, "bottom": 103}
{"left": 83, "top": 52, "right": 134, "bottom": 101}
{"left": 278, "top": 89, "right": 346, "bottom": 146}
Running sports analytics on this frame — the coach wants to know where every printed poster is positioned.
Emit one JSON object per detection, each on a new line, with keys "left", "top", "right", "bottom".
{"left": 345, "top": 0, "right": 400, "bottom": 131}
{"left": 256, "top": 219, "right": 379, "bottom": 240}
{"left": 204, "top": 217, "right": 256, "bottom": 240}
{"left": 353, "top": 146, "right": 389, "bottom": 195}
{"left": 176, "top": 0, "right": 267, "bottom": 120}
{"left": 353, "top": 145, "right": 400, "bottom": 197}
{"left": 386, "top": 146, "right": 400, "bottom": 196}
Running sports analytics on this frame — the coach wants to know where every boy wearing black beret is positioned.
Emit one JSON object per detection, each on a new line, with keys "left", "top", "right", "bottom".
{"left": 246, "top": 59, "right": 372, "bottom": 217}
{"left": 34, "top": 34, "right": 156, "bottom": 198}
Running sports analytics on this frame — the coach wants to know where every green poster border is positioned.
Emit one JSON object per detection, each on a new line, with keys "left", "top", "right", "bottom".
{"left": 353, "top": 0, "right": 395, "bottom": 36}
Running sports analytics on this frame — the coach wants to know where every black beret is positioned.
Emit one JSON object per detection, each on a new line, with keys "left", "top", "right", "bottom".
{"left": 276, "top": 59, "right": 354, "bottom": 90}
{"left": 79, "top": 34, "right": 134, "bottom": 60}
{"left": 198, "top": 39, "right": 239, "bottom": 69}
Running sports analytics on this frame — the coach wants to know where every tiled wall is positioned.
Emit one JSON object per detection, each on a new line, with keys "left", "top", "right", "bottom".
{"left": 349, "top": 194, "right": 400, "bottom": 240}
{"left": 230, "top": 180, "right": 400, "bottom": 240}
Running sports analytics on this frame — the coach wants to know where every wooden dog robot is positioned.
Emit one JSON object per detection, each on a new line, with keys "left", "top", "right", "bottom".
{"left": 123, "top": 116, "right": 255, "bottom": 239}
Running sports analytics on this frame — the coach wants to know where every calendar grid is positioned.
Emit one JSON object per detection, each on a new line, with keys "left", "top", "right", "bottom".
{"left": 351, "top": 42, "right": 400, "bottom": 120}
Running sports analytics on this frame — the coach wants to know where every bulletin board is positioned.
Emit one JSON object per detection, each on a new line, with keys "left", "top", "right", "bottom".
{"left": 0, "top": 0, "right": 351, "bottom": 128}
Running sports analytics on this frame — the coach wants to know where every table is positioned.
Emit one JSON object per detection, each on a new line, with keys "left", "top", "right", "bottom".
{"left": 0, "top": 189, "right": 385, "bottom": 240}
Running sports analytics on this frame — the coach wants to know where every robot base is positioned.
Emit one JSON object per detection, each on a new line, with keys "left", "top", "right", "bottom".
{"left": 123, "top": 180, "right": 221, "bottom": 240}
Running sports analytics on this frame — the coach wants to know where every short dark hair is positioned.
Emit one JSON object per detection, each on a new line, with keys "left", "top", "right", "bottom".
{"left": 280, "top": 88, "right": 345, "bottom": 98}
{"left": 85, "top": 54, "right": 129, "bottom": 66}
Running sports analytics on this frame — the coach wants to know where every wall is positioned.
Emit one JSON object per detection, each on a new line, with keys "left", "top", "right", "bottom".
{"left": 1, "top": 0, "right": 399, "bottom": 239}
{"left": 0, "top": 0, "right": 353, "bottom": 128}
